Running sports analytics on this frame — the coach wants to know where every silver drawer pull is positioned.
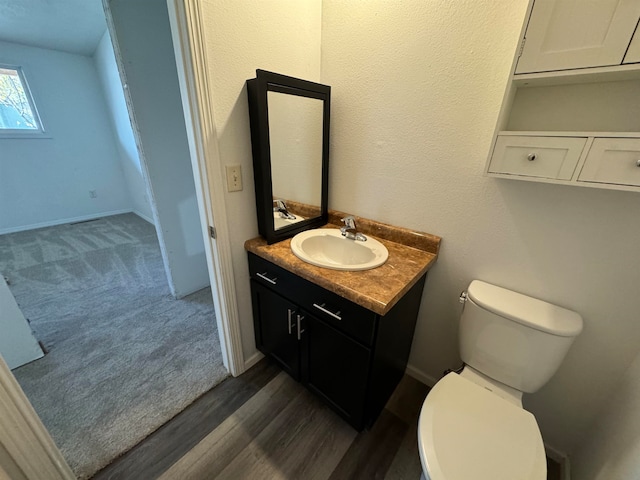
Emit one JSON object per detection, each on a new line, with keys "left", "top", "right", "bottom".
{"left": 636, "top": 159, "right": 640, "bottom": 167}
{"left": 297, "top": 315, "right": 305, "bottom": 340}
{"left": 527, "top": 153, "right": 537, "bottom": 162}
{"left": 287, "top": 308, "right": 295, "bottom": 335}
{"left": 256, "top": 272, "right": 277, "bottom": 285}
{"left": 313, "top": 303, "right": 342, "bottom": 320}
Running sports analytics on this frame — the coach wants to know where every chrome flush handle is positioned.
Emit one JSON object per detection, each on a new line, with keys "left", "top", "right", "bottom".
{"left": 459, "top": 291, "right": 468, "bottom": 304}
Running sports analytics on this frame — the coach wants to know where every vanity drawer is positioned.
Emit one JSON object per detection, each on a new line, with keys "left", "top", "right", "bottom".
{"left": 248, "top": 253, "right": 377, "bottom": 346}
{"left": 296, "top": 283, "right": 376, "bottom": 347}
{"left": 489, "top": 135, "right": 587, "bottom": 180}
{"left": 249, "top": 253, "right": 302, "bottom": 301}
{"left": 577, "top": 138, "right": 640, "bottom": 187}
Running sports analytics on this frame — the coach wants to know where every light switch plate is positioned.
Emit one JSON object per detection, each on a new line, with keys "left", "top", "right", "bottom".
{"left": 225, "top": 165, "right": 243, "bottom": 192}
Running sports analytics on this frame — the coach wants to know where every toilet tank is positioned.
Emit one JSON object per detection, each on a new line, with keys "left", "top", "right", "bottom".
{"left": 460, "top": 280, "right": 583, "bottom": 393}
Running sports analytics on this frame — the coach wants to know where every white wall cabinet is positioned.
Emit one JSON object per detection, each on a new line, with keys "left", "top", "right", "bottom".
{"left": 516, "top": 0, "right": 640, "bottom": 74}
{"left": 486, "top": 0, "right": 640, "bottom": 193}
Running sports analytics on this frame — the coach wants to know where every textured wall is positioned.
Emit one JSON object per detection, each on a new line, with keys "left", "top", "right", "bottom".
{"left": 93, "top": 30, "right": 153, "bottom": 223}
{"left": 572, "top": 350, "right": 640, "bottom": 479}
{"left": 0, "top": 40, "right": 130, "bottom": 233}
{"left": 321, "top": 0, "right": 640, "bottom": 455}
{"left": 201, "top": 0, "right": 322, "bottom": 359}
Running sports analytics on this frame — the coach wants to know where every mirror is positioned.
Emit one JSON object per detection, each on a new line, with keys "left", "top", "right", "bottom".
{"left": 247, "top": 70, "right": 330, "bottom": 244}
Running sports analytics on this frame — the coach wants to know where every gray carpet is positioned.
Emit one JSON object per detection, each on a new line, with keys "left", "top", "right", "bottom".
{"left": 0, "top": 213, "right": 228, "bottom": 479}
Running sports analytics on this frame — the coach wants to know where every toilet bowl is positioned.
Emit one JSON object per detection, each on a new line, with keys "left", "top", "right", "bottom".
{"left": 418, "top": 371, "right": 546, "bottom": 480}
{"left": 417, "top": 280, "right": 582, "bottom": 480}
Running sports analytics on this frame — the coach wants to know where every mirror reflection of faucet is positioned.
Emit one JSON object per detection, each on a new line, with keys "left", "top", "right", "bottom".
{"left": 273, "top": 200, "right": 296, "bottom": 220}
{"left": 340, "top": 216, "right": 367, "bottom": 242}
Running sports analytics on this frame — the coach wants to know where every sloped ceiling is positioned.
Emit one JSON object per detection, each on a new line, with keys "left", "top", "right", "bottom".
{"left": 0, "top": 0, "right": 106, "bottom": 56}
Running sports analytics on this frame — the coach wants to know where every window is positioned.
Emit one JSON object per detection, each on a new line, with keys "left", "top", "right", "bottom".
{"left": 0, "top": 66, "right": 43, "bottom": 134}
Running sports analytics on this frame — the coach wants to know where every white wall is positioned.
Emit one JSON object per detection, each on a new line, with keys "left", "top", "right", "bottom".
{"left": 320, "top": 0, "right": 640, "bottom": 456}
{"left": 201, "top": 0, "right": 322, "bottom": 359}
{"left": 571, "top": 350, "right": 640, "bottom": 480}
{"left": 108, "top": 0, "right": 209, "bottom": 298}
{"left": 93, "top": 30, "right": 153, "bottom": 223}
{"left": 0, "top": 41, "right": 131, "bottom": 233}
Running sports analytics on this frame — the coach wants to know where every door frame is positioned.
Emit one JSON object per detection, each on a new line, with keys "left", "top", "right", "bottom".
{"left": 165, "top": 0, "right": 245, "bottom": 376}
{"left": 0, "top": 355, "right": 74, "bottom": 479}
{"left": 0, "top": 2, "right": 246, "bottom": 476}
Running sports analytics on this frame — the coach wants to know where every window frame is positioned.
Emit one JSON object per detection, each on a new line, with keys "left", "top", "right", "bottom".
{"left": 0, "top": 64, "right": 46, "bottom": 138}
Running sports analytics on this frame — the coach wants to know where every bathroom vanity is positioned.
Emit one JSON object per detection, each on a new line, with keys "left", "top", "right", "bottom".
{"left": 245, "top": 213, "right": 441, "bottom": 429}
{"left": 245, "top": 70, "right": 441, "bottom": 429}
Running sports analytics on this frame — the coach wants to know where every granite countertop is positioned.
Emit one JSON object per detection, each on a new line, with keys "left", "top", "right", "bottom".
{"left": 244, "top": 212, "right": 441, "bottom": 315}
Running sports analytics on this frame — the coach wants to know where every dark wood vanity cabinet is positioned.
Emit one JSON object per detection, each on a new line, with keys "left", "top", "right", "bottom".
{"left": 250, "top": 281, "right": 301, "bottom": 380}
{"left": 248, "top": 252, "right": 426, "bottom": 430}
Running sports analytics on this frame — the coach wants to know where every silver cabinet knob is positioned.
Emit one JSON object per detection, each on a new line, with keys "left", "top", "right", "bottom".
{"left": 636, "top": 159, "right": 640, "bottom": 167}
{"left": 527, "top": 153, "right": 537, "bottom": 161}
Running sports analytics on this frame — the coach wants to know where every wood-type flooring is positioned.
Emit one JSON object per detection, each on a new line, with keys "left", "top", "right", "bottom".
{"left": 93, "top": 359, "right": 562, "bottom": 480}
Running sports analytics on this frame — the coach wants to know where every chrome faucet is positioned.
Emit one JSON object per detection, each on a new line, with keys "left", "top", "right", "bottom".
{"left": 340, "top": 216, "right": 367, "bottom": 241}
{"left": 273, "top": 199, "right": 296, "bottom": 220}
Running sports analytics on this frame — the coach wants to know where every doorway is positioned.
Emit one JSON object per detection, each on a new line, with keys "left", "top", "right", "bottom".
{"left": 0, "top": 2, "right": 230, "bottom": 476}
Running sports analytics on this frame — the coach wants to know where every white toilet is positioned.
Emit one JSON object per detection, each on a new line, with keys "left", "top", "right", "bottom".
{"left": 418, "top": 280, "right": 583, "bottom": 480}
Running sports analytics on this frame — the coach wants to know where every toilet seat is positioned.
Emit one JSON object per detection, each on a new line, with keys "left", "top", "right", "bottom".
{"left": 418, "top": 373, "right": 546, "bottom": 480}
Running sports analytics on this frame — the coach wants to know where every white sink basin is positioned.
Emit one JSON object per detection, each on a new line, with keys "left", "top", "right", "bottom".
{"left": 273, "top": 212, "right": 305, "bottom": 229}
{"left": 290, "top": 229, "right": 389, "bottom": 271}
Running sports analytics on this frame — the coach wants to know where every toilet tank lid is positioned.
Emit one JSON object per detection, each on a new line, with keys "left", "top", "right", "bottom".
{"left": 467, "top": 281, "right": 583, "bottom": 337}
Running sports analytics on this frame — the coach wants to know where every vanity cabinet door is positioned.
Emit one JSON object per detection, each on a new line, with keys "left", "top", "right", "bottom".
{"left": 301, "top": 313, "right": 371, "bottom": 428}
{"left": 251, "top": 280, "right": 301, "bottom": 380}
{"left": 515, "top": 0, "right": 640, "bottom": 74}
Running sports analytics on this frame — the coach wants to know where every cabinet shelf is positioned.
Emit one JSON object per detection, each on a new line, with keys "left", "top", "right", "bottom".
{"left": 488, "top": 134, "right": 640, "bottom": 192}
{"left": 513, "top": 63, "right": 640, "bottom": 88}
{"left": 498, "top": 131, "right": 640, "bottom": 138}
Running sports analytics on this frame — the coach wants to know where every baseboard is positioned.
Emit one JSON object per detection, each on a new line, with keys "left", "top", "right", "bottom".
{"left": 405, "top": 364, "right": 439, "bottom": 387}
{"left": 242, "top": 351, "right": 264, "bottom": 375}
{"left": 0, "top": 209, "right": 133, "bottom": 235}
{"left": 132, "top": 210, "right": 155, "bottom": 225}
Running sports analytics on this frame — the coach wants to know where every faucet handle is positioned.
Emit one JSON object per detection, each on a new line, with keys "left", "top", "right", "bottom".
{"left": 340, "top": 216, "right": 367, "bottom": 241}
{"left": 274, "top": 199, "right": 287, "bottom": 211}
{"left": 341, "top": 215, "right": 356, "bottom": 230}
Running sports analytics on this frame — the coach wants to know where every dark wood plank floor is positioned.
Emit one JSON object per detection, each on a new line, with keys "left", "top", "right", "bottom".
{"left": 92, "top": 359, "right": 562, "bottom": 480}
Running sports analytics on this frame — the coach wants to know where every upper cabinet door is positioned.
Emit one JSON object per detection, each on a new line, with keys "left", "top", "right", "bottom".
{"left": 623, "top": 26, "right": 640, "bottom": 64}
{"left": 516, "top": 0, "right": 640, "bottom": 74}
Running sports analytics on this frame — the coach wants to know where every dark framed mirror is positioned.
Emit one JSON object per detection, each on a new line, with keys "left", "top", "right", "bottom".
{"left": 247, "top": 70, "right": 330, "bottom": 244}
